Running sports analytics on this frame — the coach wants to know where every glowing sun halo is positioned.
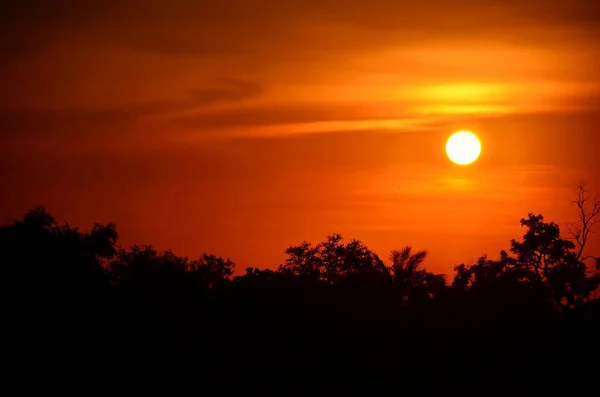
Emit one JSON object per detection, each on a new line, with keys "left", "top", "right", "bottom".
{"left": 446, "top": 131, "right": 481, "bottom": 165}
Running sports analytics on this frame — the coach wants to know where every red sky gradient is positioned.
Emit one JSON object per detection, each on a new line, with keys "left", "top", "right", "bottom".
{"left": 1, "top": 0, "right": 599, "bottom": 274}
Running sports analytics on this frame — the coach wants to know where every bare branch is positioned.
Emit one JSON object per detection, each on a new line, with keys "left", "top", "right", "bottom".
{"left": 568, "top": 181, "right": 600, "bottom": 261}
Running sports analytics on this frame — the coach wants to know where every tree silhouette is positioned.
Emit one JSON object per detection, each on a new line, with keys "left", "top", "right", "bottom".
{"left": 1, "top": 206, "right": 116, "bottom": 296}
{"left": 510, "top": 213, "right": 600, "bottom": 309}
{"left": 279, "top": 233, "right": 388, "bottom": 285}
{"left": 1, "top": 207, "right": 120, "bottom": 371}
{"left": 109, "top": 244, "right": 234, "bottom": 293}
{"left": 390, "top": 246, "right": 446, "bottom": 305}
{"left": 109, "top": 245, "right": 187, "bottom": 285}
{"left": 566, "top": 181, "right": 600, "bottom": 262}
{"left": 450, "top": 252, "right": 549, "bottom": 317}
{"left": 280, "top": 240, "right": 321, "bottom": 281}
{"left": 188, "top": 253, "right": 235, "bottom": 289}
{"left": 452, "top": 253, "right": 514, "bottom": 292}
{"left": 452, "top": 213, "right": 600, "bottom": 310}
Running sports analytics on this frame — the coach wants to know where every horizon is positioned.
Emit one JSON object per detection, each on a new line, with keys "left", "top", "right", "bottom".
{"left": 3, "top": 201, "right": 597, "bottom": 279}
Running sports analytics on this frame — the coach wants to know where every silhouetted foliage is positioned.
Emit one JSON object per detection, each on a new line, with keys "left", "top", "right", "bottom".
{"left": 279, "top": 233, "right": 389, "bottom": 285}
{"left": 390, "top": 246, "right": 446, "bottom": 305}
{"left": 2, "top": 207, "right": 599, "bottom": 392}
{"left": 1, "top": 206, "right": 116, "bottom": 296}
{"left": 451, "top": 213, "right": 600, "bottom": 311}
{"left": 109, "top": 245, "right": 234, "bottom": 291}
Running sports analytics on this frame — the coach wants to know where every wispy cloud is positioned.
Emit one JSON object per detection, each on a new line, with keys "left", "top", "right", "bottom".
{"left": 0, "top": 78, "right": 263, "bottom": 141}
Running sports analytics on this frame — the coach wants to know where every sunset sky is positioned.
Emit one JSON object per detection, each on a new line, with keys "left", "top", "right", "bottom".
{"left": 2, "top": 0, "right": 599, "bottom": 273}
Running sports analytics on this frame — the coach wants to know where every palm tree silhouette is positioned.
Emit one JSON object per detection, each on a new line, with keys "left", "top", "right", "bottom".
{"left": 390, "top": 246, "right": 445, "bottom": 305}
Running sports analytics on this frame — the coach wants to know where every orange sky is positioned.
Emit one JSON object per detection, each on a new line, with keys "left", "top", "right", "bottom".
{"left": 1, "top": 0, "right": 600, "bottom": 273}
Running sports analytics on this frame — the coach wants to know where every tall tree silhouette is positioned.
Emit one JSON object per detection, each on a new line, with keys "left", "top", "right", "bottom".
{"left": 453, "top": 213, "right": 600, "bottom": 310}
{"left": 510, "top": 213, "right": 600, "bottom": 309}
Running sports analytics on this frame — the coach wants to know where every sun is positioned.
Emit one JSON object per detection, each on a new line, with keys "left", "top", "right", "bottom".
{"left": 446, "top": 131, "right": 481, "bottom": 165}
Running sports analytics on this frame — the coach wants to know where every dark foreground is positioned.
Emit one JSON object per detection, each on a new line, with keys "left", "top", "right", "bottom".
{"left": 6, "top": 288, "right": 599, "bottom": 395}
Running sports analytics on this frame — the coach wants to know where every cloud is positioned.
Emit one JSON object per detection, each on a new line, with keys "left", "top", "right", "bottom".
{"left": 2, "top": 1, "right": 598, "bottom": 60}
{"left": 2, "top": 0, "right": 599, "bottom": 148}
{"left": 0, "top": 78, "right": 263, "bottom": 141}
{"left": 175, "top": 102, "right": 396, "bottom": 130}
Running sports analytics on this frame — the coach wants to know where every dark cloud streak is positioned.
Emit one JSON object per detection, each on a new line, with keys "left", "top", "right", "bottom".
{"left": 188, "top": 79, "right": 263, "bottom": 106}
{"left": 0, "top": 78, "right": 263, "bottom": 141}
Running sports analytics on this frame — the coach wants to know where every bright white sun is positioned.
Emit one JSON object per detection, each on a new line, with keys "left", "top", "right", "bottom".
{"left": 446, "top": 131, "right": 481, "bottom": 165}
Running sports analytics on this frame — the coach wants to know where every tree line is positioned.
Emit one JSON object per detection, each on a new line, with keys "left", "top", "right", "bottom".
{"left": 2, "top": 183, "right": 599, "bottom": 393}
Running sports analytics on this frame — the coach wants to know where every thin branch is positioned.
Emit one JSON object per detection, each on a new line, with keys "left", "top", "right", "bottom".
{"left": 568, "top": 181, "right": 600, "bottom": 261}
